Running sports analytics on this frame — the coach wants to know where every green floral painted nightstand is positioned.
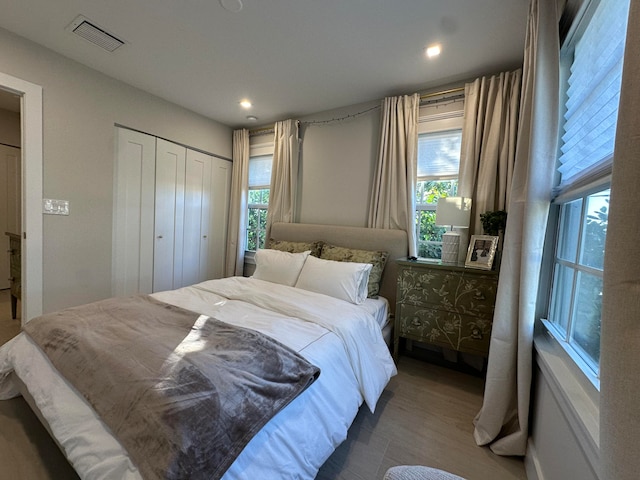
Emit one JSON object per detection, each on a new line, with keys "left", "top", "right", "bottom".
{"left": 393, "top": 258, "right": 498, "bottom": 361}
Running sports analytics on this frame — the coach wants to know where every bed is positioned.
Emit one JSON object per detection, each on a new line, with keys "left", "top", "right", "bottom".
{"left": 0, "top": 222, "right": 408, "bottom": 480}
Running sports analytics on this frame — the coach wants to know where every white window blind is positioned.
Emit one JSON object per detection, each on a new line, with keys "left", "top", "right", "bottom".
{"left": 248, "top": 154, "right": 272, "bottom": 187}
{"left": 557, "top": 0, "right": 630, "bottom": 191}
{"left": 417, "top": 130, "right": 461, "bottom": 180}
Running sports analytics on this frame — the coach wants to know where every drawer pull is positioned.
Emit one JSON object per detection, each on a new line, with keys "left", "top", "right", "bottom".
{"left": 474, "top": 291, "right": 486, "bottom": 300}
{"left": 411, "top": 317, "right": 422, "bottom": 326}
{"left": 471, "top": 328, "right": 483, "bottom": 340}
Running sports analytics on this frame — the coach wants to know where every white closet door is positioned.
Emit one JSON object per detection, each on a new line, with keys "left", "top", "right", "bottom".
{"left": 207, "top": 156, "right": 232, "bottom": 280}
{"left": 182, "top": 149, "right": 212, "bottom": 287}
{"left": 112, "top": 128, "right": 156, "bottom": 296}
{"left": 153, "top": 139, "right": 186, "bottom": 292}
{"left": 0, "top": 144, "right": 21, "bottom": 290}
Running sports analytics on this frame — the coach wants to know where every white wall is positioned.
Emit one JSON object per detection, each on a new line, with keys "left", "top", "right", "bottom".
{"left": 297, "top": 100, "right": 381, "bottom": 227}
{"left": 0, "top": 27, "right": 232, "bottom": 313}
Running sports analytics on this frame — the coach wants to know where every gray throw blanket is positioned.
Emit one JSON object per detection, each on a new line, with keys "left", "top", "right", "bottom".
{"left": 24, "top": 295, "right": 320, "bottom": 480}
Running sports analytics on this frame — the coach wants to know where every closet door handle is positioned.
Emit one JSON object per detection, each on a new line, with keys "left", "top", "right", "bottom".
{"left": 157, "top": 235, "right": 163, "bottom": 239}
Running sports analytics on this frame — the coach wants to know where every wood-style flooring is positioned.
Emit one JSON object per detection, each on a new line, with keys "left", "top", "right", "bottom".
{"left": 0, "top": 289, "right": 526, "bottom": 479}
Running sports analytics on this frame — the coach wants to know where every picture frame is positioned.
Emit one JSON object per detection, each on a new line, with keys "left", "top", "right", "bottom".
{"left": 465, "top": 235, "right": 499, "bottom": 270}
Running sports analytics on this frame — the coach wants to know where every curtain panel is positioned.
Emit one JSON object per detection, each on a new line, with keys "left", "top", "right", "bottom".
{"left": 458, "top": 69, "right": 522, "bottom": 235}
{"left": 224, "top": 129, "right": 249, "bottom": 277}
{"left": 368, "top": 94, "right": 420, "bottom": 257}
{"left": 265, "top": 119, "right": 299, "bottom": 242}
{"left": 600, "top": 1, "right": 640, "bottom": 478}
{"left": 473, "top": 0, "right": 559, "bottom": 456}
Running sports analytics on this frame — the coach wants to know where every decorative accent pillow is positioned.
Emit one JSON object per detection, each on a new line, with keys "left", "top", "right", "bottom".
{"left": 320, "top": 244, "right": 389, "bottom": 297}
{"left": 267, "top": 239, "right": 324, "bottom": 257}
{"left": 295, "top": 255, "right": 372, "bottom": 305}
{"left": 253, "top": 249, "right": 311, "bottom": 286}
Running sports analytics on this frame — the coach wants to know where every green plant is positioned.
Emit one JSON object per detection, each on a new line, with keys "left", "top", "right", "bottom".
{"left": 479, "top": 210, "right": 508, "bottom": 236}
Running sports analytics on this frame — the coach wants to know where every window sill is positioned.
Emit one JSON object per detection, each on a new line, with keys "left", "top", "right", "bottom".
{"left": 533, "top": 325, "right": 600, "bottom": 470}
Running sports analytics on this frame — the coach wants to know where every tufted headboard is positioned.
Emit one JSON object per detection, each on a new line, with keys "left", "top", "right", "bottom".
{"left": 269, "top": 222, "right": 408, "bottom": 314}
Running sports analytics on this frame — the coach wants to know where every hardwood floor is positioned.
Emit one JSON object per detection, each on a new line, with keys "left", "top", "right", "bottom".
{"left": 0, "top": 292, "right": 526, "bottom": 479}
{"left": 318, "top": 355, "right": 527, "bottom": 479}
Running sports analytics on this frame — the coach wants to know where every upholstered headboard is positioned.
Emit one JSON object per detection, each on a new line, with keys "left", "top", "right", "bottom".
{"left": 269, "top": 222, "right": 408, "bottom": 313}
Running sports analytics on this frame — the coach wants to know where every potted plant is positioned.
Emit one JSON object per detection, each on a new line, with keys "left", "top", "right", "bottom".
{"left": 479, "top": 210, "right": 507, "bottom": 236}
{"left": 479, "top": 210, "right": 507, "bottom": 269}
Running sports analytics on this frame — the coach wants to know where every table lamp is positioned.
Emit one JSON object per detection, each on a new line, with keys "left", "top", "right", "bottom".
{"left": 435, "top": 197, "right": 472, "bottom": 264}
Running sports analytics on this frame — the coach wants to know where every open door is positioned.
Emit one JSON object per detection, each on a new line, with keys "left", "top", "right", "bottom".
{"left": 0, "top": 142, "right": 21, "bottom": 290}
{"left": 0, "top": 72, "right": 43, "bottom": 324}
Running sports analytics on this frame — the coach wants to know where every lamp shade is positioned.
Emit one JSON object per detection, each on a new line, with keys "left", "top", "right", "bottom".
{"left": 435, "top": 197, "right": 472, "bottom": 228}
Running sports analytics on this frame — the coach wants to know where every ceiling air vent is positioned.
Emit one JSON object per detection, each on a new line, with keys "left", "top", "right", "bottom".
{"left": 67, "top": 15, "right": 125, "bottom": 52}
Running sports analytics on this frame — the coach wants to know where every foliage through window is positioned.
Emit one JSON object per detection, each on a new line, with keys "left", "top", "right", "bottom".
{"left": 415, "top": 129, "right": 461, "bottom": 258}
{"left": 545, "top": 0, "right": 629, "bottom": 381}
{"left": 246, "top": 154, "right": 272, "bottom": 251}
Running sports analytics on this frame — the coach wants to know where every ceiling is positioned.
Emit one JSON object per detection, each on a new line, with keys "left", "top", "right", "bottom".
{"left": 0, "top": 0, "right": 529, "bottom": 128}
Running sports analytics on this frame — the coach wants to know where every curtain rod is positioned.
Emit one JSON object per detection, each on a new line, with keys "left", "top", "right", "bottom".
{"left": 249, "top": 124, "right": 275, "bottom": 136}
{"left": 248, "top": 88, "right": 465, "bottom": 134}
{"left": 419, "top": 87, "right": 465, "bottom": 100}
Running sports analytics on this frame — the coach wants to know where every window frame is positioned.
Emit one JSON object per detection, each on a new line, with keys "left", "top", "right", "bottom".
{"left": 539, "top": 0, "right": 629, "bottom": 392}
{"left": 415, "top": 107, "right": 464, "bottom": 258}
{"left": 245, "top": 139, "right": 274, "bottom": 254}
{"left": 543, "top": 179, "right": 610, "bottom": 389}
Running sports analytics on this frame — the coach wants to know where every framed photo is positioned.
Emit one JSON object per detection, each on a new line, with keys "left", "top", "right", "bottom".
{"left": 465, "top": 235, "right": 499, "bottom": 270}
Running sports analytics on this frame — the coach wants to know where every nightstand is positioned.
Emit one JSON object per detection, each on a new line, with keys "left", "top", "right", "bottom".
{"left": 393, "top": 258, "right": 498, "bottom": 362}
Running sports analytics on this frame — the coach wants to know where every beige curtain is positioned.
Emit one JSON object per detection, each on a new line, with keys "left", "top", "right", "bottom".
{"left": 368, "top": 94, "right": 420, "bottom": 257}
{"left": 473, "top": 0, "right": 559, "bottom": 455}
{"left": 265, "top": 119, "right": 299, "bottom": 242}
{"left": 224, "top": 129, "right": 249, "bottom": 277}
{"left": 601, "top": 1, "right": 640, "bottom": 478}
{"left": 458, "top": 69, "right": 522, "bottom": 235}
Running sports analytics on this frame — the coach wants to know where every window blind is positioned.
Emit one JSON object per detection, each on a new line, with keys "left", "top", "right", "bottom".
{"left": 248, "top": 154, "right": 272, "bottom": 188}
{"left": 557, "top": 0, "right": 630, "bottom": 191}
{"left": 417, "top": 130, "right": 461, "bottom": 180}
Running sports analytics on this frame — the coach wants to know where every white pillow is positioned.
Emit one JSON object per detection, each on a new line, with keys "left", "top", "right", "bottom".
{"left": 253, "top": 249, "right": 311, "bottom": 286}
{"left": 295, "top": 255, "right": 372, "bottom": 305}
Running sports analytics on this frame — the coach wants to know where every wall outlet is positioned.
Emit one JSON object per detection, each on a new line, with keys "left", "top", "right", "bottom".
{"left": 43, "top": 198, "right": 70, "bottom": 215}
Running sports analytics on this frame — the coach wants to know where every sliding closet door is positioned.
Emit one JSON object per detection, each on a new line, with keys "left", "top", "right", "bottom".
{"left": 113, "top": 127, "right": 231, "bottom": 294}
{"left": 182, "top": 149, "right": 212, "bottom": 287}
{"left": 112, "top": 128, "right": 156, "bottom": 296}
{"left": 153, "top": 139, "right": 186, "bottom": 292}
{"left": 208, "top": 156, "right": 232, "bottom": 279}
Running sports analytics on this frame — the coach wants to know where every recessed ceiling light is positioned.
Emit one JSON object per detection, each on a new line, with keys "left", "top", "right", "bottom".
{"left": 426, "top": 44, "right": 441, "bottom": 58}
{"left": 240, "top": 99, "right": 252, "bottom": 109}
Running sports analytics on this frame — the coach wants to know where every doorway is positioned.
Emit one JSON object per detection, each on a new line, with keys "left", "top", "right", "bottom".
{"left": 0, "top": 72, "right": 43, "bottom": 324}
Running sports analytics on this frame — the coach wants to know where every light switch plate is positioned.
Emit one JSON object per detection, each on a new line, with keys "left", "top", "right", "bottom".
{"left": 43, "top": 198, "right": 70, "bottom": 215}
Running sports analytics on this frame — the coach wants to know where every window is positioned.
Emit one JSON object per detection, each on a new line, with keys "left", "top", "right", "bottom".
{"left": 247, "top": 154, "right": 272, "bottom": 251}
{"left": 545, "top": 0, "right": 629, "bottom": 381}
{"left": 548, "top": 188, "right": 609, "bottom": 374}
{"left": 415, "top": 111, "right": 463, "bottom": 258}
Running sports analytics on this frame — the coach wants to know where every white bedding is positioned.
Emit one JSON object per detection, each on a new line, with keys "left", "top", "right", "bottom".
{"left": 0, "top": 277, "right": 396, "bottom": 480}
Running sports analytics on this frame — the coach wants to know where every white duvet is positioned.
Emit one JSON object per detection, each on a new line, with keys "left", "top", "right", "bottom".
{"left": 0, "top": 277, "right": 397, "bottom": 480}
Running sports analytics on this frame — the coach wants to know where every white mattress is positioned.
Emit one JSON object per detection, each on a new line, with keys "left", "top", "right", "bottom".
{"left": 0, "top": 277, "right": 396, "bottom": 480}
